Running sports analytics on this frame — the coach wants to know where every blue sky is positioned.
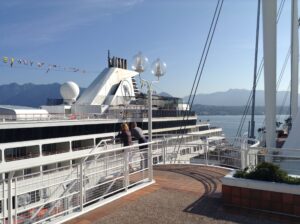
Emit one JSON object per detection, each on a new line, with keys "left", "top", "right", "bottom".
{"left": 0, "top": 0, "right": 296, "bottom": 97}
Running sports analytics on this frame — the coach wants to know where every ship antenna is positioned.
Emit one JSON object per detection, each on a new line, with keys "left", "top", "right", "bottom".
{"left": 108, "top": 50, "right": 111, "bottom": 68}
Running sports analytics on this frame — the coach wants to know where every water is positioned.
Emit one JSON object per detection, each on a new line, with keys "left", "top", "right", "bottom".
{"left": 199, "top": 115, "right": 288, "bottom": 138}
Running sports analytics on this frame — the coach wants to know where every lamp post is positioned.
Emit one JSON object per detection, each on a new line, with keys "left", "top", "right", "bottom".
{"left": 132, "top": 53, "right": 166, "bottom": 181}
{"left": 149, "top": 58, "right": 167, "bottom": 141}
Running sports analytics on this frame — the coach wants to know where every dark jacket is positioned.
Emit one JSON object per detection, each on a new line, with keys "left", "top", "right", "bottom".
{"left": 131, "top": 127, "right": 147, "bottom": 149}
{"left": 117, "top": 130, "right": 132, "bottom": 146}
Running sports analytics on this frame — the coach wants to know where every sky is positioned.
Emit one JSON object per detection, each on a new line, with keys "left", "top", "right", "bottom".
{"left": 0, "top": 0, "right": 296, "bottom": 97}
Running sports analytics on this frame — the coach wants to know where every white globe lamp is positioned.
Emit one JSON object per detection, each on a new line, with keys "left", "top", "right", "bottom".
{"left": 151, "top": 58, "right": 167, "bottom": 80}
{"left": 131, "top": 51, "right": 149, "bottom": 73}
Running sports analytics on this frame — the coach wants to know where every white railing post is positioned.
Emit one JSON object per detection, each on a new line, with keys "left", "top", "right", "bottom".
{"left": 163, "top": 141, "right": 166, "bottom": 165}
{"left": 124, "top": 149, "right": 129, "bottom": 191}
{"left": 14, "top": 179, "right": 17, "bottom": 224}
{"left": 241, "top": 138, "right": 248, "bottom": 169}
{"left": 79, "top": 161, "right": 84, "bottom": 211}
{"left": 2, "top": 175, "right": 5, "bottom": 224}
{"left": 205, "top": 139, "right": 209, "bottom": 166}
{"left": 7, "top": 172, "right": 14, "bottom": 224}
{"left": 148, "top": 143, "right": 153, "bottom": 181}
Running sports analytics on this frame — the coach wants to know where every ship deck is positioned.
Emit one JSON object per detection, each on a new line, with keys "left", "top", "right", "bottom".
{"left": 66, "top": 165, "right": 298, "bottom": 224}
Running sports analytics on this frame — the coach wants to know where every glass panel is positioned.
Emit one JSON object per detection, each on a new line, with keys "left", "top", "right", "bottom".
{"left": 5, "top": 145, "right": 39, "bottom": 162}
{"left": 42, "top": 142, "right": 70, "bottom": 156}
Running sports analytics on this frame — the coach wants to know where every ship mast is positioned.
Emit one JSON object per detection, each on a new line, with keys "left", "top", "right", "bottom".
{"left": 249, "top": 0, "right": 261, "bottom": 139}
{"left": 262, "top": 0, "right": 277, "bottom": 149}
{"left": 290, "top": 0, "right": 299, "bottom": 124}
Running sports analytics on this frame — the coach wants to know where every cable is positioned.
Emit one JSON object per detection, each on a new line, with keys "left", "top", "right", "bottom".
{"left": 235, "top": 0, "right": 286, "bottom": 138}
{"left": 177, "top": 0, "right": 223, "bottom": 139}
{"left": 278, "top": 83, "right": 291, "bottom": 118}
{"left": 173, "top": 0, "right": 224, "bottom": 158}
{"left": 184, "top": 0, "right": 221, "bottom": 111}
{"left": 249, "top": 0, "right": 261, "bottom": 139}
{"left": 277, "top": 0, "right": 286, "bottom": 22}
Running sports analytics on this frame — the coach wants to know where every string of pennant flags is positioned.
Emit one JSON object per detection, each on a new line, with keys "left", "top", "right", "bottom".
{"left": 1, "top": 56, "right": 95, "bottom": 74}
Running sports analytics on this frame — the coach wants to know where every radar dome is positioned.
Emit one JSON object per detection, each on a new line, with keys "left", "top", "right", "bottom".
{"left": 60, "top": 81, "right": 80, "bottom": 104}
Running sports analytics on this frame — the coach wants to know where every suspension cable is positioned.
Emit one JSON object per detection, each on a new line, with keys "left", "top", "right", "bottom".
{"left": 235, "top": 0, "right": 286, "bottom": 138}
{"left": 173, "top": 0, "right": 224, "bottom": 157}
{"left": 279, "top": 84, "right": 291, "bottom": 118}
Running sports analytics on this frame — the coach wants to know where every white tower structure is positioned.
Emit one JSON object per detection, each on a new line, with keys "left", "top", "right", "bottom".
{"left": 291, "top": 0, "right": 299, "bottom": 121}
{"left": 262, "top": 0, "right": 277, "bottom": 149}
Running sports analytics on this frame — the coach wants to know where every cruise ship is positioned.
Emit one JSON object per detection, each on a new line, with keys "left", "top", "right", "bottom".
{"left": 0, "top": 54, "right": 223, "bottom": 224}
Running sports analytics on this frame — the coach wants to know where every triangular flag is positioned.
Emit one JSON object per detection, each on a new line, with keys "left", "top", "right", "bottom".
{"left": 37, "top": 62, "right": 44, "bottom": 67}
{"left": 22, "top": 59, "right": 28, "bottom": 65}
{"left": 10, "top": 58, "right": 14, "bottom": 67}
{"left": 46, "top": 65, "right": 52, "bottom": 73}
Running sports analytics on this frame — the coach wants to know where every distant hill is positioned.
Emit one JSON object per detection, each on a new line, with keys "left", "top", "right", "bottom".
{"left": 184, "top": 89, "right": 295, "bottom": 106}
{"left": 0, "top": 83, "right": 85, "bottom": 107}
{"left": 159, "top": 92, "right": 173, "bottom": 97}
{"left": 0, "top": 84, "right": 294, "bottom": 111}
{"left": 193, "top": 104, "right": 289, "bottom": 115}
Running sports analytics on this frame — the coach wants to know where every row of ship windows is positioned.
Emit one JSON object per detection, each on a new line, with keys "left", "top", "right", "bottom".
{"left": 0, "top": 127, "right": 200, "bottom": 163}
{"left": 0, "top": 127, "right": 212, "bottom": 163}
{"left": 0, "top": 120, "right": 197, "bottom": 144}
{"left": 180, "top": 146, "right": 203, "bottom": 155}
{"left": 0, "top": 137, "right": 111, "bottom": 163}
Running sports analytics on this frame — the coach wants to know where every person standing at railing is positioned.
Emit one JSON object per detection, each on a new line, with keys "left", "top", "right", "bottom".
{"left": 116, "top": 123, "right": 134, "bottom": 172}
{"left": 129, "top": 122, "right": 148, "bottom": 168}
{"left": 129, "top": 122, "right": 147, "bottom": 148}
{"left": 117, "top": 123, "right": 132, "bottom": 147}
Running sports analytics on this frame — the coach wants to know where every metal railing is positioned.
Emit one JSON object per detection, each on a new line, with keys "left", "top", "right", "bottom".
{"left": 0, "top": 109, "right": 196, "bottom": 123}
{"left": 152, "top": 134, "right": 300, "bottom": 176}
{"left": 152, "top": 136, "right": 249, "bottom": 169}
{"left": 2, "top": 132, "right": 299, "bottom": 224}
{"left": 244, "top": 146, "right": 300, "bottom": 175}
{"left": 0, "top": 142, "right": 153, "bottom": 224}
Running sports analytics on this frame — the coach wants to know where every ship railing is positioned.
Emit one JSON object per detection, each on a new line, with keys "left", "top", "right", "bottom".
{"left": 0, "top": 109, "right": 197, "bottom": 123}
{"left": 244, "top": 146, "right": 300, "bottom": 175}
{"left": 152, "top": 133, "right": 300, "bottom": 175}
{"left": 152, "top": 136, "right": 244, "bottom": 169}
{"left": 0, "top": 140, "right": 154, "bottom": 224}
{"left": 27, "top": 138, "right": 112, "bottom": 221}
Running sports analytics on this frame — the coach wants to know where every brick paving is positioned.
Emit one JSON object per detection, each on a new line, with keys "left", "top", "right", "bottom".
{"left": 66, "top": 165, "right": 299, "bottom": 224}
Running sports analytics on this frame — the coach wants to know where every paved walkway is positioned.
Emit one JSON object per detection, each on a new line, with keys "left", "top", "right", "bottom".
{"left": 66, "top": 165, "right": 299, "bottom": 224}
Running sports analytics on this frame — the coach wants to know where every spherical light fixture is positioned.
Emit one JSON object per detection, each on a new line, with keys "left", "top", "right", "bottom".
{"left": 131, "top": 51, "right": 149, "bottom": 73}
{"left": 151, "top": 58, "right": 167, "bottom": 80}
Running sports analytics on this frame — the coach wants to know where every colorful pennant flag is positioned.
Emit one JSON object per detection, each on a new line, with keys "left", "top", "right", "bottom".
{"left": 1, "top": 55, "right": 90, "bottom": 75}
{"left": 10, "top": 58, "right": 14, "bottom": 67}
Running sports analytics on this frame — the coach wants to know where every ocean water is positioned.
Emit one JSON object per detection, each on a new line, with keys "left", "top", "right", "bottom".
{"left": 199, "top": 115, "right": 287, "bottom": 138}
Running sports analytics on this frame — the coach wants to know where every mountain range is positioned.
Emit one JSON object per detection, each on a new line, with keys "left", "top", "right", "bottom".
{"left": 0, "top": 83, "right": 295, "bottom": 108}
{"left": 183, "top": 89, "right": 294, "bottom": 106}
{"left": 0, "top": 83, "right": 85, "bottom": 107}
